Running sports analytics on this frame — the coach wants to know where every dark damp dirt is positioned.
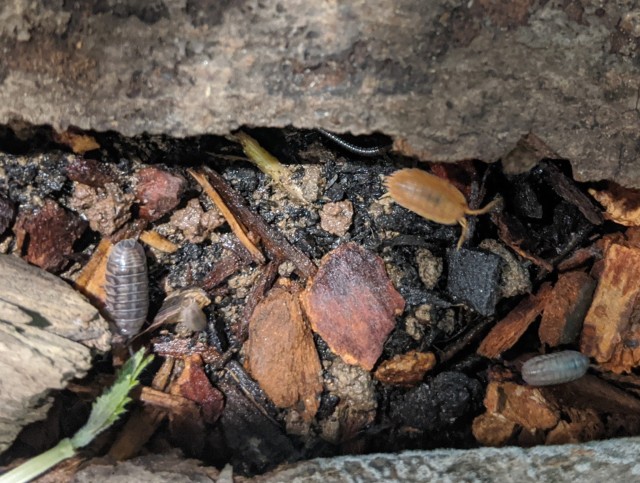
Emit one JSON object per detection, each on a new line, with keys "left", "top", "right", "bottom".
{"left": 0, "top": 123, "right": 627, "bottom": 477}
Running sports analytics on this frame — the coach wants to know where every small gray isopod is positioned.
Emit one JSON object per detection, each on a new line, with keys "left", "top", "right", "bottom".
{"left": 105, "top": 239, "right": 149, "bottom": 337}
{"left": 521, "top": 350, "right": 590, "bottom": 386}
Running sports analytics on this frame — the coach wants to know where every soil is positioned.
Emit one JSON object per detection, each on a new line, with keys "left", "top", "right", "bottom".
{"left": 1, "top": 124, "right": 639, "bottom": 478}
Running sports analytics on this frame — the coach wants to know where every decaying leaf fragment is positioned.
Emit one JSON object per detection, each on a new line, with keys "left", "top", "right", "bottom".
{"left": 580, "top": 243, "right": 640, "bottom": 362}
{"left": 589, "top": 183, "right": 640, "bottom": 226}
{"left": 477, "top": 283, "right": 552, "bottom": 358}
{"left": 374, "top": 350, "right": 436, "bottom": 387}
{"left": 300, "top": 243, "right": 405, "bottom": 371}
{"left": 245, "top": 284, "right": 323, "bottom": 421}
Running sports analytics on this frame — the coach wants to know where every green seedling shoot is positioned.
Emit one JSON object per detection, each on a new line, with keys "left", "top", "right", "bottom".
{"left": 0, "top": 349, "right": 153, "bottom": 483}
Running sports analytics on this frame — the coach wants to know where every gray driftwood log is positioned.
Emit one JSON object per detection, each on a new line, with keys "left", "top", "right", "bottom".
{"left": 0, "top": 255, "right": 111, "bottom": 452}
{"left": 1, "top": 1, "right": 640, "bottom": 186}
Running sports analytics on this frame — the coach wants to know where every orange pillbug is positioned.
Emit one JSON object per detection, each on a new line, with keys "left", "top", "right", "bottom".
{"left": 384, "top": 168, "right": 499, "bottom": 249}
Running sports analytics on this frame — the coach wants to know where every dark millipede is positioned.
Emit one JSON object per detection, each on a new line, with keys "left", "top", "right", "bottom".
{"left": 317, "top": 128, "right": 390, "bottom": 157}
{"left": 521, "top": 350, "right": 590, "bottom": 386}
{"left": 105, "top": 239, "right": 149, "bottom": 337}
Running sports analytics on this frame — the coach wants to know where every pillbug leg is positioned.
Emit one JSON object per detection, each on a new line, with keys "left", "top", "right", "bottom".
{"left": 466, "top": 197, "right": 502, "bottom": 216}
{"left": 456, "top": 217, "right": 469, "bottom": 250}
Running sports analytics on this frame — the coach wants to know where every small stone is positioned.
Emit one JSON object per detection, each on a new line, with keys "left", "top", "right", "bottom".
{"left": 446, "top": 248, "right": 503, "bottom": 316}
{"left": 415, "top": 248, "right": 442, "bottom": 289}
{"left": 320, "top": 200, "right": 354, "bottom": 237}
{"left": 69, "top": 182, "right": 134, "bottom": 236}
{"left": 479, "top": 239, "right": 532, "bottom": 299}
{"left": 164, "top": 198, "right": 224, "bottom": 243}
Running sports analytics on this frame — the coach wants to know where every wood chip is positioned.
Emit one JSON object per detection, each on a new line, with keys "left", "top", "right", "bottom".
{"left": 542, "top": 374, "right": 640, "bottom": 414}
{"left": 73, "top": 238, "right": 112, "bottom": 310}
{"left": 170, "top": 355, "right": 225, "bottom": 425}
{"left": 483, "top": 381, "right": 559, "bottom": 432}
{"left": 53, "top": 129, "right": 100, "bottom": 154}
{"left": 373, "top": 350, "right": 436, "bottom": 386}
{"left": 202, "top": 167, "right": 317, "bottom": 279}
{"left": 599, "top": 322, "right": 640, "bottom": 374}
{"left": 539, "top": 271, "right": 596, "bottom": 347}
{"left": 472, "top": 412, "right": 517, "bottom": 447}
{"left": 580, "top": 243, "right": 640, "bottom": 362}
{"left": 545, "top": 408, "right": 604, "bottom": 445}
{"left": 477, "top": 283, "right": 552, "bottom": 358}
{"left": 245, "top": 284, "right": 323, "bottom": 421}
{"left": 589, "top": 182, "right": 640, "bottom": 226}
{"left": 13, "top": 199, "right": 86, "bottom": 272}
{"left": 188, "top": 168, "right": 265, "bottom": 264}
{"left": 139, "top": 229, "right": 179, "bottom": 253}
{"left": 300, "top": 243, "right": 405, "bottom": 371}
{"left": 541, "top": 161, "right": 603, "bottom": 225}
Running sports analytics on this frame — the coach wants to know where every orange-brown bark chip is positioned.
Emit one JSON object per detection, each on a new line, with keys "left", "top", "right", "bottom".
{"left": 580, "top": 243, "right": 640, "bottom": 362}
{"left": 539, "top": 271, "right": 596, "bottom": 347}
{"left": 472, "top": 412, "right": 517, "bottom": 447}
{"left": 300, "top": 243, "right": 405, "bottom": 371}
{"left": 245, "top": 285, "right": 323, "bottom": 421}
{"left": 600, "top": 323, "right": 640, "bottom": 374}
{"left": 589, "top": 183, "right": 640, "bottom": 226}
{"left": 373, "top": 350, "right": 436, "bottom": 387}
{"left": 477, "top": 283, "right": 552, "bottom": 359}
{"left": 483, "top": 381, "right": 559, "bottom": 432}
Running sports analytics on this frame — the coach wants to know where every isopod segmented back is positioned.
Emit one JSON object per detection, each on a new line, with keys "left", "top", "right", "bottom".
{"left": 105, "top": 239, "right": 149, "bottom": 337}
{"left": 521, "top": 350, "right": 589, "bottom": 386}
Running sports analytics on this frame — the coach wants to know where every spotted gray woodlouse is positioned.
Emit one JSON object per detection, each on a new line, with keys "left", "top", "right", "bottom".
{"left": 521, "top": 351, "right": 589, "bottom": 386}
{"left": 105, "top": 239, "right": 149, "bottom": 336}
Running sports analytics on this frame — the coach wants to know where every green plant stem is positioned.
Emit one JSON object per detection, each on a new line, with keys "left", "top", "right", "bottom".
{"left": 0, "top": 438, "right": 75, "bottom": 483}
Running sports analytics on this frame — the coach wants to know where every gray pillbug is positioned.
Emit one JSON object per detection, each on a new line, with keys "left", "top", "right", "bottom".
{"left": 105, "top": 239, "right": 149, "bottom": 337}
{"left": 521, "top": 350, "right": 589, "bottom": 386}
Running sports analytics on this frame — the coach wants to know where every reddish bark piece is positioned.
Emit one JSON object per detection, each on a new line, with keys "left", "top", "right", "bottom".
{"left": 66, "top": 157, "right": 115, "bottom": 187}
{"left": 373, "top": 351, "right": 436, "bottom": 387}
{"left": 171, "top": 355, "right": 224, "bottom": 425}
{"left": 539, "top": 271, "right": 596, "bottom": 347}
{"left": 580, "top": 243, "right": 640, "bottom": 362}
{"left": 484, "top": 381, "right": 559, "bottom": 432}
{"left": 477, "top": 283, "right": 552, "bottom": 358}
{"left": 245, "top": 285, "right": 323, "bottom": 421}
{"left": 13, "top": 199, "right": 86, "bottom": 272}
{"left": 135, "top": 167, "right": 186, "bottom": 221}
{"left": 300, "top": 243, "right": 405, "bottom": 370}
